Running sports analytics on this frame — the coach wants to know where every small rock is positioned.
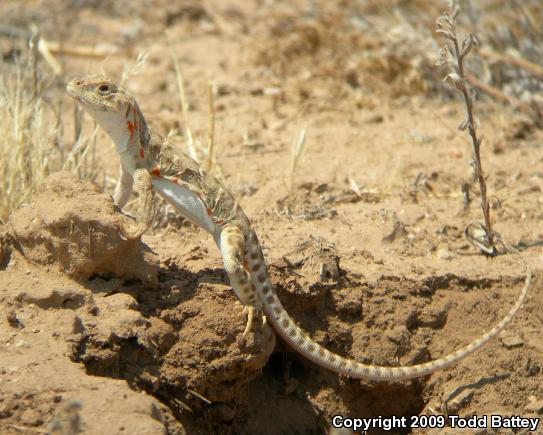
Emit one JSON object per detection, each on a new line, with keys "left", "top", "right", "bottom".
{"left": 104, "top": 293, "right": 139, "bottom": 310}
{"left": 345, "top": 69, "right": 359, "bottom": 88}
{"left": 418, "top": 301, "right": 450, "bottom": 328}
{"left": 6, "top": 310, "right": 23, "bottom": 328}
{"left": 385, "top": 326, "right": 411, "bottom": 346}
{"left": 14, "top": 339, "right": 28, "bottom": 348}
{"left": 0, "top": 401, "right": 12, "bottom": 418}
{"left": 524, "top": 400, "right": 543, "bottom": 414}
{"left": 404, "top": 345, "right": 430, "bottom": 365}
{"left": 382, "top": 215, "right": 408, "bottom": 243}
{"left": 500, "top": 333, "right": 524, "bottom": 349}
{"left": 47, "top": 399, "right": 82, "bottom": 434}
{"left": 436, "top": 247, "right": 455, "bottom": 260}
{"left": 364, "top": 114, "right": 384, "bottom": 124}
{"left": 319, "top": 258, "right": 340, "bottom": 282}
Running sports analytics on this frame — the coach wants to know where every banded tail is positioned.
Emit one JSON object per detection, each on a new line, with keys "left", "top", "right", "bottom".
{"left": 245, "top": 231, "right": 531, "bottom": 380}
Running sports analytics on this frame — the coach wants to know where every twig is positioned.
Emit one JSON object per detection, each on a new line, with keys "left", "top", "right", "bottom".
{"left": 0, "top": 25, "right": 118, "bottom": 59}
{"left": 478, "top": 47, "right": 543, "bottom": 79}
{"left": 166, "top": 32, "right": 196, "bottom": 161}
{"left": 187, "top": 388, "right": 212, "bottom": 405}
{"left": 465, "top": 73, "right": 518, "bottom": 106}
{"left": 205, "top": 80, "right": 216, "bottom": 172}
{"left": 443, "top": 373, "right": 509, "bottom": 408}
{"left": 121, "top": 51, "right": 150, "bottom": 84}
{"left": 289, "top": 128, "right": 307, "bottom": 196}
{"left": 436, "top": 0, "right": 496, "bottom": 255}
{"left": 7, "top": 424, "right": 47, "bottom": 433}
{"left": 465, "top": 73, "right": 541, "bottom": 122}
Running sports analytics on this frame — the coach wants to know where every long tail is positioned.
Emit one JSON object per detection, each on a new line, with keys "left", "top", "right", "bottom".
{"left": 246, "top": 236, "right": 531, "bottom": 381}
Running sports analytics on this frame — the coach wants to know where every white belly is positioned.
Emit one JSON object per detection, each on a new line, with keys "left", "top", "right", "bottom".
{"left": 152, "top": 178, "right": 216, "bottom": 235}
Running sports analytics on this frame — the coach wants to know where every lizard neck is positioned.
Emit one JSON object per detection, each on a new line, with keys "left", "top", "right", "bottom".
{"left": 98, "top": 98, "right": 151, "bottom": 155}
{"left": 107, "top": 122, "right": 132, "bottom": 154}
{"left": 126, "top": 98, "right": 151, "bottom": 153}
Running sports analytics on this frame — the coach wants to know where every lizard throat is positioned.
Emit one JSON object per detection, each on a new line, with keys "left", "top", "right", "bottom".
{"left": 83, "top": 106, "right": 133, "bottom": 154}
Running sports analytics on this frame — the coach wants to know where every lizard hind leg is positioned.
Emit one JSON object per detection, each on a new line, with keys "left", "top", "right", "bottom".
{"left": 219, "top": 225, "right": 262, "bottom": 338}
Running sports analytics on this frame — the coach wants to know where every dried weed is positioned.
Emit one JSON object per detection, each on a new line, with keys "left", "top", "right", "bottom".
{"left": 0, "top": 34, "right": 97, "bottom": 224}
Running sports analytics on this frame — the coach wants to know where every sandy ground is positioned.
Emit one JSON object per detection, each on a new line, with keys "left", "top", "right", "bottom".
{"left": 1, "top": 1, "right": 542, "bottom": 434}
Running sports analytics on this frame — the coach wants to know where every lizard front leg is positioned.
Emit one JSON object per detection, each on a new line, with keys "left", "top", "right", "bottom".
{"left": 112, "top": 163, "right": 134, "bottom": 208}
{"left": 219, "top": 224, "right": 263, "bottom": 339}
{"left": 118, "top": 168, "right": 155, "bottom": 240}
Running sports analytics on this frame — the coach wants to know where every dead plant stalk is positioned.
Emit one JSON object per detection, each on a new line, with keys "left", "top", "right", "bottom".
{"left": 436, "top": 0, "right": 495, "bottom": 255}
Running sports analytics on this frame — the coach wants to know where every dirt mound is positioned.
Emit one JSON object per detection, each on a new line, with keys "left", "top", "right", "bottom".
{"left": 0, "top": 267, "right": 177, "bottom": 434}
{"left": 0, "top": 174, "right": 275, "bottom": 434}
{"left": 7, "top": 172, "right": 158, "bottom": 283}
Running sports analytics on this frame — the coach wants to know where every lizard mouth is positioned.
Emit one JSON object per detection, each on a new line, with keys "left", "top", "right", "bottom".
{"left": 66, "top": 83, "right": 82, "bottom": 101}
{"left": 66, "top": 85, "right": 93, "bottom": 108}
{"left": 66, "top": 80, "right": 90, "bottom": 104}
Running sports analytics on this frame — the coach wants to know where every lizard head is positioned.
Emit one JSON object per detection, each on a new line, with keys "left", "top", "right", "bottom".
{"left": 67, "top": 75, "right": 147, "bottom": 153}
{"left": 67, "top": 75, "right": 131, "bottom": 123}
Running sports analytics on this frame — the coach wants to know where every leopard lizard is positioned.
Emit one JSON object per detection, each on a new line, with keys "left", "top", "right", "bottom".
{"left": 66, "top": 74, "right": 530, "bottom": 381}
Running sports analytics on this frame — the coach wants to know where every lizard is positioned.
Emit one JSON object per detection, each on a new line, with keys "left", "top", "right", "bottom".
{"left": 66, "top": 74, "right": 531, "bottom": 381}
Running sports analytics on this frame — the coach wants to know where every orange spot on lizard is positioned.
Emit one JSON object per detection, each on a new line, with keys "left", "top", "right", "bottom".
{"left": 126, "top": 121, "right": 135, "bottom": 137}
{"left": 151, "top": 165, "right": 161, "bottom": 176}
{"left": 139, "top": 147, "right": 145, "bottom": 158}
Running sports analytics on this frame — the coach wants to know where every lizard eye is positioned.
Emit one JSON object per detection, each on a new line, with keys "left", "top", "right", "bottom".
{"left": 98, "top": 84, "right": 111, "bottom": 94}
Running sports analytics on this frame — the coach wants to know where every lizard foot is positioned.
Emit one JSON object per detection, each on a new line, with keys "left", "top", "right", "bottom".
{"left": 241, "top": 306, "right": 255, "bottom": 339}
{"left": 237, "top": 305, "right": 265, "bottom": 349}
{"left": 117, "top": 222, "right": 148, "bottom": 241}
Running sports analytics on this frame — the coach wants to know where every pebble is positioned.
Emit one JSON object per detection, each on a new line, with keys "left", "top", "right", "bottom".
{"left": 436, "top": 247, "right": 455, "bottom": 260}
{"left": 500, "top": 334, "right": 524, "bottom": 349}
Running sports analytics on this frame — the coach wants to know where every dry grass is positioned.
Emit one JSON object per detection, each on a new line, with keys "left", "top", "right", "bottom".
{"left": 0, "top": 38, "right": 97, "bottom": 224}
{"left": 289, "top": 127, "right": 307, "bottom": 196}
{"left": 167, "top": 32, "right": 218, "bottom": 173}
